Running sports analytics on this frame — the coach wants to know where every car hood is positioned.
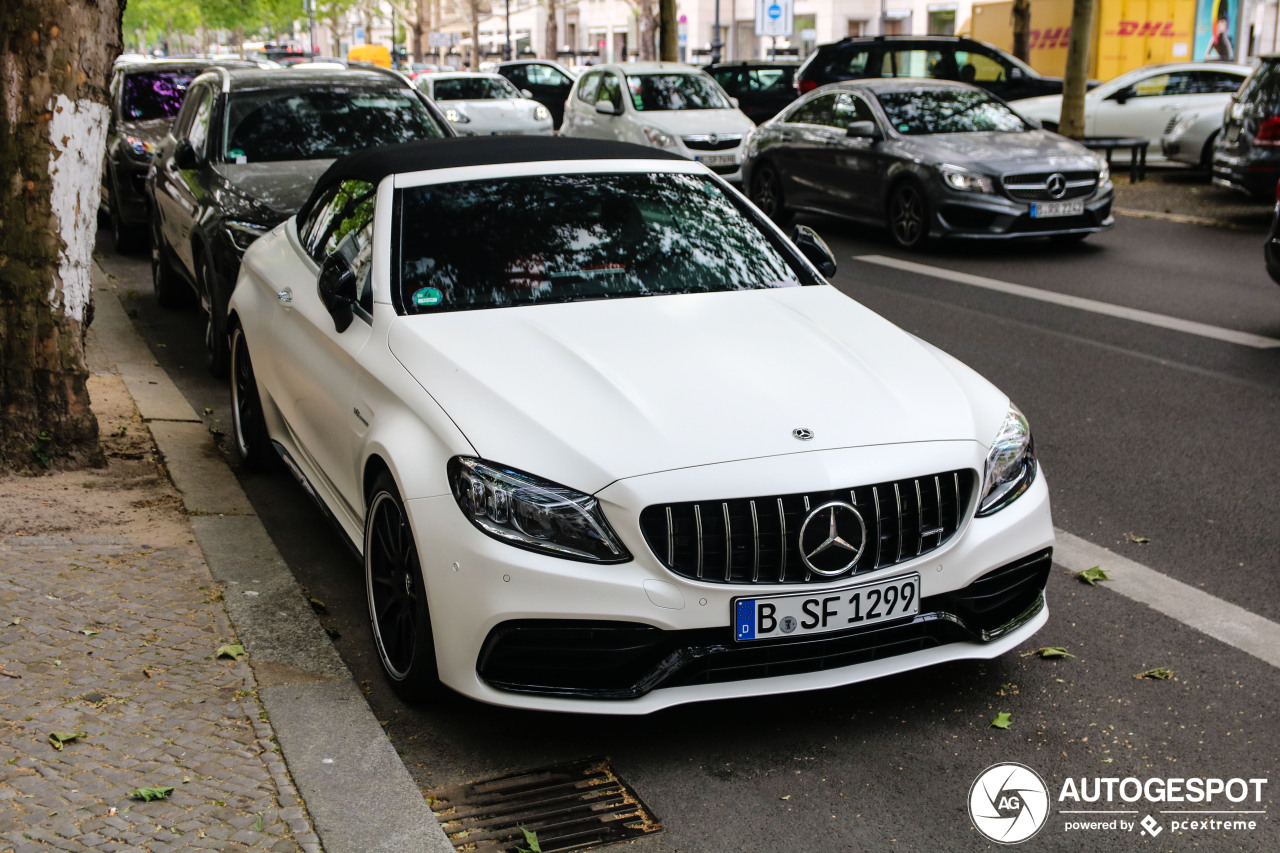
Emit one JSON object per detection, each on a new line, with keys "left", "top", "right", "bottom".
{"left": 212, "top": 160, "right": 334, "bottom": 218}
{"left": 899, "top": 130, "right": 1100, "bottom": 174}
{"left": 1011, "top": 94, "right": 1065, "bottom": 120}
{"left": 387, "top": 286, "right": 1007, "bottom": 493}
{"left": 117, "top": 117, "right": 172, "bottom": 145}
{"left": 635, "top": 109, "right": 756, "bottom": 138}
{"left": 443, "top": 98, "right": 540, "bottom": 118}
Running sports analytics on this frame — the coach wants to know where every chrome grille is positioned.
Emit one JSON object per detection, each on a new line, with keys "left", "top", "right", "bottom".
{"left": 1002, "top": 170, "right": 1097, "bottom": 201}
{"left": 638, "top": 470, "right": 975, "bottom": 585}
{"left": 681, "top": 134, "right": 743, "bottom": 151}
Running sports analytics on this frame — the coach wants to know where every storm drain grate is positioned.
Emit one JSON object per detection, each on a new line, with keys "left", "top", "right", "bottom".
{"left": 425, "top": 756, "right": 662, "bottom": 852}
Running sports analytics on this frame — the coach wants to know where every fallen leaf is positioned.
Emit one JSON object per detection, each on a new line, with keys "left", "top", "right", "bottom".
{"left": 308, "top": 598, "right": 327, "bottom": 613}
{"left": 1076, "top": 566, "right": 1111, "bottom": 586}
{"left": 1023, "top": 646, "right": 1075, "bottom": 659}
{"left": 1135, "top": 667, "right": 1173, "bottom": 680}
{"left": 80, "top": 629, "right": 99, "bottom": 636}
{"left": 990, "top": 712, "right": 1012, "bottom": 730}
{"left": 215, "top": 644, "right": 245, "bottom": 660}
{"left": 128, "top": 786, "right": 174, "bottom": 802}
{"left": 323, "top": 625, "right": 341, "bottom": 639}
{"left": 48, "top": 731, "right": 86, "bottom": 751}
{"left": 780, "top": 794, "right": 791, "bottom": 800}
{"left": 1125, "top": 532, "right": 1151, "bottom": 545}
{"left": 252, "top": 814, "right": 264, "bottom": 832}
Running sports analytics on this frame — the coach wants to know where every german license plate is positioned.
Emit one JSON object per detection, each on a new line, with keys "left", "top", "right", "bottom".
{"left": 1031, "top": 199, "right": 1084, "bottom": 218}
{"left": 695, "top": 153, "right": 738, "bottom": 167}
{"left": 733, "top": 574, "right": 920, "bottom": 642}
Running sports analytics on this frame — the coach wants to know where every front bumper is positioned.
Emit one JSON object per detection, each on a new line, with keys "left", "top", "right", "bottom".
{"left": 409, "top": 441, "right": 1054, "bottom": 714}
{"left": 933, "top": 185, "right": 1114, "bottom": 240}
{"left": 1212, "top": 153, "right": 1280, "bottom": 200}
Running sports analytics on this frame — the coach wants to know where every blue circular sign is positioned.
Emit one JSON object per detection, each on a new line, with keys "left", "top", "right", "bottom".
{"left": 768, "top": 3, "right": 782, "bottom": 19}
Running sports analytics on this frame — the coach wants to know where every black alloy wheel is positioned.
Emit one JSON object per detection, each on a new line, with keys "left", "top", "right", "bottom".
{"left": 228, "top": 324, "right": 274, "bottom": 471}
{"left": 199, "top": 254, "right": 230, "bottom": 378}
{"left": 365, "top": 473, "right": 440, "bottom": 704}
{"left": 150, "top": 217, "right": 187, "bottom": 308}
{"left": 888, "top": 181, "right": 929, "bottom": 250}
{"left": 752, "top": 163, "right": 790, "bottom": 224}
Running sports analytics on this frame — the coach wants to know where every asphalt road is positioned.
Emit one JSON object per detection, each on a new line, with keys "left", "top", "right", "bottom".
{"left": 96, "top": 204, "right": 1280, "bottom": 852}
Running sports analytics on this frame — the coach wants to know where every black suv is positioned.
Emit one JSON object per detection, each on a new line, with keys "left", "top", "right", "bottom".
{"left": 148, "top": 65, "right": 450, "bottom": 376}
{"left": 705, "top": 59, "right": 800, "bottom": 124}
{"left": 101, "top": 58, "right": 256, "bottom": 253}
{"left": 1214, "top": 55, "right": 1280, "bottom": 200}
{"left": 794, "top": 36, "right": 1069, "bottom": 103}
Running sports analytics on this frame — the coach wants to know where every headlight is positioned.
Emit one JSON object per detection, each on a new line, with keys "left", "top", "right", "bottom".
{"left": 125, "top": 135, "right": 156, "bottom": 159}
{"left": 641, "top": 126, "right": 676, "bottom": 149}
{"left": 977, "top": 405, "right": 1037, "bottom": 517}
{"left": 533, "top": 104, "right": 550, "bottom": 122}
{"left": 448, "top": 457, "right": 631, "bottom": 563}
{"left": 1170, "top": 112, "right": 1199, "bottom": 137}
{"left": 444, "top": 108, "right": 470, "bottom": 123}
{"left": 939, "top": 164, "right": 993, "bottom": 193}
{"left": 224, "top": 220, "right": 271, "bottom": 254}
{"left": 1097, "top": 160, "right": 1111, "bottom": 189}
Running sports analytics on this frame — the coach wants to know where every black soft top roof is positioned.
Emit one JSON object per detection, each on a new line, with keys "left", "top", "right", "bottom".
{"left": 298, "top": 136, "right": 687, "bottom": 224}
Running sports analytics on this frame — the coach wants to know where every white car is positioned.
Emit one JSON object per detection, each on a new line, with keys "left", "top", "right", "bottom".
{"left": 227, "top": 136, "right": 1053, "bottom": 714}
{"left": 560, "top": 61, "right": 756, "bottom": 182}
{"left": 1161, "top": 108, "right": 1226, "bottom": 167}
{"left": 416, "top": 72, "right": 553, "bottom": 136}
{"left": 1013, "top": 61, "right": 1250, "bottom": 162}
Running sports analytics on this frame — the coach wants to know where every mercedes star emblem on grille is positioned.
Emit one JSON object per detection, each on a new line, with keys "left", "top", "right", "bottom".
{"left": 792, "top": 428, "right": 813, "bottom": 441}
{"left": 708, "top": 133, "right": 719, "bottom": 144}
{"left": 798, "top": 501, "right": 867, "bottom": 576}
{"left": 1045, "top": 173, "right": 1067, "bottom": 199}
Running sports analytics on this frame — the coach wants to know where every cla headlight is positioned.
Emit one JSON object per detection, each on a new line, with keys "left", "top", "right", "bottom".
{"left": 1097, "top": 160, "right": 1111, "bottom": 189}
{"left": 533, "top": 104, "right": 550, "bottom": 122}
{"left": 939, "top": 164, "right": 993, "bottom": 193}
{"left": 977, "top": 405, "right": 1037, "bottom": 517}
{"left": 641, "top": 126, "right": 676, "bottom": 149}
{"left": 444, "top": 108, "right": 470, "bottom": 124}
{"left": 448, "top": 457, "right": 631, "bottom": 563}
{"left": 125, "top": 135, "right": 156, "bottom": 159}
{"left": 224, "top": 220, "right": 271, "bottom": 254}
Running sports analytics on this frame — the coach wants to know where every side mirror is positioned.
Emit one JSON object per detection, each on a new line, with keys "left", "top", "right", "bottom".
{"left": 1022, "top": 115, "right": 1043, "bottom": 130}
{"left": 174, "top": 140, "right": 199, "bottom": 169}
{"left": 1010, "top": 66, "right": 1025, "bottom": 80}
{"left": 845, "top": 120, "right": 882, "bottom": 140}
{"left": 791, "top": 225, "right": 837, "bottom": 277}
{"left": 596, "top": 100, "right": 620, "bottom": 116}
{"left": 317, "top": 253, "right": 357, "bottom": 333}
{"left": 1111, "top": 86, "right": 1134, "bottom": 105}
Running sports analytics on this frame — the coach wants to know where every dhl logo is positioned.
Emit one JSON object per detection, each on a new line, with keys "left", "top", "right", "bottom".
{"left": 1029, "top": 28, "right": 1073, "bottom": 50}
{"left": 1032, "top": 22, "right": 1186, "bottom": 50}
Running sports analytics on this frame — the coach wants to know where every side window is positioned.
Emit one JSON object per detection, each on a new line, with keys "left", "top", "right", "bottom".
{"left": 299, "top": 185, "right": 344, "bottom": 261}
{"left": 1184, "top": 71, "right": 1244, "bottom": 94}
{"left": 787, "top": 94, "right": 837, "bottom": 126}
{"left": 334, "top": 219, "right": 375, "bottom": 317}
{"left": 300, "top": 179, "right": 376, "bottom": 265}
{"left": 528, "top": 64, "right": 570, "bottom": 87}
{"left": 1131, "top": 73, "right": 1173, "bottom": 98}
{"left": 185, "top": 86, "right": 215, "bottom": 157}
{"left": 599, "top": 72, "right": 622, "bottom": 108}
{"left": 749, "top": 68, "right": 791, "bottom": 92}
{"left": 831, "top": 93, "right": 873, "bottom": 128}
{"left": 836, "top": 48, "right": 871, "bottom": 76}
{"left": 171, "top": 82, "right": 205, "bottom": 140}
{"left": 882, "top": 50, "right": 936, "bottom": 78}
{"left": 958, "top": 49, "right": 1010, "bottom": 83}
{"left": 711, "top": 69, "right": 740, "bottom": 94}
{"left": 576, "top": 71, "right": 601, "bottom": 104}
{"left": 503, "top": 66, "right": 528, "bottom": 87}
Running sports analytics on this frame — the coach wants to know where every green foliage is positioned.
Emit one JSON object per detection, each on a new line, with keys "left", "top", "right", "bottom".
{"left": 1136, "top": 667, "right": 1174, "bottom": 680}
{"left": 1023, "top": 646, "right": 1075, "bottom": 659}
{"left": 48, "top": 731, "right": 86, "bottom": 751}
{"left": 989, "top": 712, "right": 1012, "bottom": 730}
{"left": 1076, "top": 566, "right": 1110, "bottom": 586}
{"left": 215, "top": 643, "right": 245, "bottom": 660}
{"left": 30, "top": 430, "right": 52, "bottom": 468}
{"left": 129, "top": 786, "right": 175, "bottom": 801}
{"left": 515, "top": 826, "right": 543, "bottom": 853}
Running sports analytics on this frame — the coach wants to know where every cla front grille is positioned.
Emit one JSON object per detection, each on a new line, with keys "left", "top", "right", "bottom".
{"left": 1003, "top": 170, "right": 1097, "bottom": 201}
{"left": 682, "top": 134, "right": 743, "bottom": 151}
{"left": 638, "top": 470, "right": 975, "bottom": 585}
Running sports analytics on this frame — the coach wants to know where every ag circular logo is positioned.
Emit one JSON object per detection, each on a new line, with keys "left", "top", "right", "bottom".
{"left": 969, "top": 763, "right": 1050, "bottom": 844}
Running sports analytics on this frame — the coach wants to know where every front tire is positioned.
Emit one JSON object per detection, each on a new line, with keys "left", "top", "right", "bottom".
{"left": 888, "top": 181, "right": 929, "bottom": 250}
{"left": 365, "top": 473, "right": 440, "bottom": 704}
{"left": 229, "top": 323, "right": 274, "bottom": 471}
{"left": 752, "top": 162, "right": 791, "bottom": 224}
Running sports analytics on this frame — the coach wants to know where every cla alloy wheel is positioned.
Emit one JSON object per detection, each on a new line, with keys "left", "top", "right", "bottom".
{"left": 365, "top": 474, "right": 440, "bottom": 704}
{"left": 229, "top": 324, "right": 274, "bottom": 471}
{"left": 753, "top": 163, "right": 790, "bottom": 224}
{"left": 888, "top": 182, "right": 928, "bottom": 250}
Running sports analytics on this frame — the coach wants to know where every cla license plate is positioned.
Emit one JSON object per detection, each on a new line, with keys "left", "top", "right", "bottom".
{"left": 1031, "top": 199, "right": 1084, "bottom": 218}
{"left": 695, "top": 153, "right": 738, "bottom": 167}
{"left": 733, "top": 574, "right": 920, "bottom": 642}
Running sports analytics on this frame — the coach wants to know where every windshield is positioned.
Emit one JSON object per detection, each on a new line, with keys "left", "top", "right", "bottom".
{"left": 876, "top": 89, "right": 1028, "bottom": 135}
{"left": 222, "top": 88, "right": 443, "bottom": 162}
{"left": 121, "top": 69, "right": 202, "bottom": 121}
{"left": 397, "top": 172, "right": 808, "bottom": 314}
{"left": 625, "top": 73, "right": 732, "bottom": 111}
{"left": 430, "top": 77, "right": 520, "bottom": 100}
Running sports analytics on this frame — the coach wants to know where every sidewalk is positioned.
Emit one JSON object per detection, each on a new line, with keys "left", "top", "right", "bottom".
{"left": 0, "top": 266, "right": 452, "bottom": 853}
{"left": 1112, "top": 166, "right": 1274, "bottom": 230}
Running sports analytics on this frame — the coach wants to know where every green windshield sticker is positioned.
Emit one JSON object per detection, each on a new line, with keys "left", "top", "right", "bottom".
{"left": 412, "top": 287, "right": 443, "bottom": 307}
{"left": 898, "top": 124, "right": 910, "bottom": 132}
{"left": 229, "top": 149, "right": 245, "bottom": 158}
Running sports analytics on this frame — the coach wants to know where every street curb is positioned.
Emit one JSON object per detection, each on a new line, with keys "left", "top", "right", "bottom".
{"left": 91, "top": 262, "right": 452, "bottom": 853}
{"left": 1113, "top": 206, "right": 1262, "bottom": 231}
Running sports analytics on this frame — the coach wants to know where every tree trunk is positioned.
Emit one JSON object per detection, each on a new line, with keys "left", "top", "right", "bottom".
{"left": 470, "top": 0, "right": 481, "bottom": 68}
{"left": 544, "top": 0, "right": 559, "bottom": 61}
{"left": 1012, "top": 0, "right": 1031, "bottom": 63}
{"left": 659, "top": 0, "right": 677, "bottom": 61}
{"left": 639, "top": 0, "right": 656, "bottom": 61}
{"left": 0, "top": 1, "right": 115, "bottom": 471}
{"left": 1059, "top": 0, "right": 1095, "bottom": 139}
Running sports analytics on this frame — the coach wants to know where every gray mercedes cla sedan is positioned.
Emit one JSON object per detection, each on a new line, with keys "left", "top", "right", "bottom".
{"left": 742, "top": 79, "right": 1114, "bottom": 249}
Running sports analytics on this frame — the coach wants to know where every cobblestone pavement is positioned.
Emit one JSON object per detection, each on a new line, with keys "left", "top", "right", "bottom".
{"left": 1113, "top": 166, "right": 1274, "bottom": 230}
{"left": 0, "top": 536, "right": 319, "bottom": 853}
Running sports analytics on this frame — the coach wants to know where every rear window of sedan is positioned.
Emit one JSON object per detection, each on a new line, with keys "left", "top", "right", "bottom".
{"left": 396, "top": 172, "right": 807, "bottom": 314}
{"left": 223, "top": 87, "right": 445, "bottom": 163}
{"left": 876, "top": 89, "right": 1028, "bottom": 135}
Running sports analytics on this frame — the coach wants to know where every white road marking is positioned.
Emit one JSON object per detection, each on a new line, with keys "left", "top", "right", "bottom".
{"left": 1054, "top": 529, "right": 1280, "bottom": 670}
{"left": 855, "top": 254, "right": 1280, "bottom": 350}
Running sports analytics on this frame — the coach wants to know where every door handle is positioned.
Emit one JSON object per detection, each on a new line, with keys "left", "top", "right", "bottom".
{"left": 277, "top": 288, "right": 293, "bottom": 305}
